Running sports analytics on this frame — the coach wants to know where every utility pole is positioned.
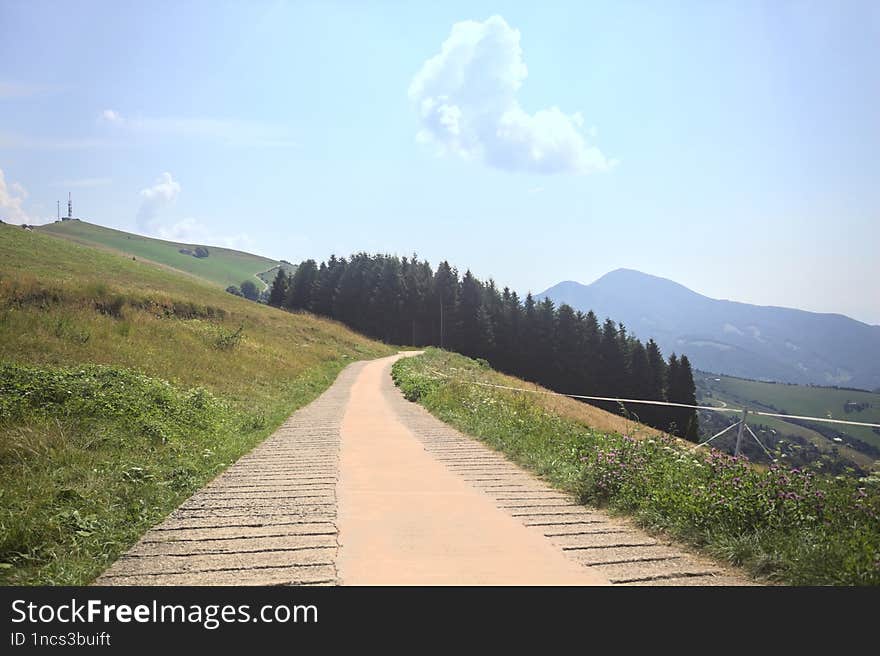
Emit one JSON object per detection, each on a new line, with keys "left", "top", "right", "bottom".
{"left": 733, "top": 408, "right": 748, "bottom": 457}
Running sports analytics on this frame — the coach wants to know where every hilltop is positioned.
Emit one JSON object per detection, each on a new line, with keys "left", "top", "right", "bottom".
{"left": 37, "top": 220, "right": 279, "bottom": 291}
{"left": 538, "top": 269, "right": 880, "bottom": 390}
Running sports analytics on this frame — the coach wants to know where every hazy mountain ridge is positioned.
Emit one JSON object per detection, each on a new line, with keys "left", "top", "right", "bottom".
{"left": 537, "top": 269, "right": 880, "bottom": 390}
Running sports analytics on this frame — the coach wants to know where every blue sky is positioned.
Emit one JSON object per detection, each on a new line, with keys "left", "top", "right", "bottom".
{"left": 1, "top": 1, "right": 878, "bottom": 324}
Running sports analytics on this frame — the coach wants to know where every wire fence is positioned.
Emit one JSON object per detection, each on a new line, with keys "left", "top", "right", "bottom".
{"left": 426, "top": 368, "right": 880, "bottom": 458}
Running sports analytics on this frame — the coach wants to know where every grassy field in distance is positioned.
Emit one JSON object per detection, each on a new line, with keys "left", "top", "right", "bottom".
{"left": 696, "top": 372, "right": 880, "bottom": 453}
{"left": 38, "top": 220, "right": 278, "bottom": 290}
{"left": 0, "top": 224, "right": 392, "bottom": 584}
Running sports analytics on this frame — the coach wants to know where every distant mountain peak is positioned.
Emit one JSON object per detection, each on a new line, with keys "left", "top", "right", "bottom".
{"left": 536, "top": 270, "right": 880, "bottom": 390}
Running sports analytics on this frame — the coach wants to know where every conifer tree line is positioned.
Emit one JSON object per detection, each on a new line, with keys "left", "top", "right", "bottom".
{"left": 270, "top": 253, "right": 699, "bottom": 439}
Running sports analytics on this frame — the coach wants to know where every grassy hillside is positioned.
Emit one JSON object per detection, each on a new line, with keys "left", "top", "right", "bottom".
{"left": 394, "top": 349, "right": 880, "bottom": 585}
{"left": 0, "top": 224, "right": 392, "bottom": 584}
{"left": 257, "top": 261, "right": 297, "bottom": 287}
{"left": 697, "top": 373, "right": 880, "bottom": 454}
{"left": 38, "top": 220, "right": 278, "bottom": 290}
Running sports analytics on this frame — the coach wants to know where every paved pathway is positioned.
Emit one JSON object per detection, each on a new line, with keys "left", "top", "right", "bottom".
{"left": 98, "top": 354, "right": 753, "bottom": 586}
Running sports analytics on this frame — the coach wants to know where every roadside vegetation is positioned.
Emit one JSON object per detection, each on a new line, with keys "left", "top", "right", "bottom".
{"left": 0, "top": 225, "right": 392, "bottom": 584}
{"left": 393, "top": 349, "right": 880, "bottom": 585}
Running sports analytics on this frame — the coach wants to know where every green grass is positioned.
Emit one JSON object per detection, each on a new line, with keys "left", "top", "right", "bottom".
{"left": 38, "top": 220, "right": 278, "bottom": 290}
{"left": 256, "top": 262, "right": 297, "bottom": 287}
{"left": 697, "top": 372, "right": 880, "bottom": 451}
{"left": 393, "top": 349, "right": 880, "bottom": 585}
{"left": 0, "top": 224, "right": 393, "bottom": 584}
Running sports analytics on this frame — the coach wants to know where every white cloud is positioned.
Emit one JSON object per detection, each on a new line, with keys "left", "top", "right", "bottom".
{"left": 137, "top": 172, "right": 181, "bottom": 230}
{"left": 100, "top": 109, "right": 123, "bottom": 123}
{"left": 409, "top": 15, "right": 614, "bottom": 175}
{"left": 135, "top": 173, "right": 252, "bottom": 250}
{"left": 0, "top": 169, "right": 32, "bottom": 223}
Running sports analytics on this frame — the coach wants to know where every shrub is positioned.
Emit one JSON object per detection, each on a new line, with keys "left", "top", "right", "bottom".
{"left": 239, "top": 280, "right": 259, "bottom": 301}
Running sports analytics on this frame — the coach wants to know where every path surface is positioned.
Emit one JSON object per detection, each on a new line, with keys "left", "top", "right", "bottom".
{"left": 337, "top": 355, "right": 604, "bottom": 584}
{"left": 98, "top": 354, "right": 753, "bottom": 586}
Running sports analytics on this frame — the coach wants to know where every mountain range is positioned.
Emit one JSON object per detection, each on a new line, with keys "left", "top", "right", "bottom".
{"left": 537, "top": 269, "right": 880, "bottom": 391}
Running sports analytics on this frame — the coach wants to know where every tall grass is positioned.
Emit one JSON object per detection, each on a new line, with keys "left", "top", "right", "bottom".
{"left": 0, "top": 225, "right": 393, "bottom": 584}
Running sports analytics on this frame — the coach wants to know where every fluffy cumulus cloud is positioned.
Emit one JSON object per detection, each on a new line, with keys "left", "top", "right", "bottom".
{"left": 136, "top": 172, "right": 181, "bottom": 230}
{"left": 0, "top": 168, "right": 31, "bottom": 223}
{"left": 135, "top": 172, "right": 252, "bottom": 250}
{"left": 409, "top": 15, "right": 613, "bottom": 175}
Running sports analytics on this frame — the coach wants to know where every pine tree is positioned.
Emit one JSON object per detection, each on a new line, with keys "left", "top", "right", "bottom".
{"left": 402, "top": 255, "right": 431, "bottom": 346}
{"left": 498, "top": 288, "right": 523, "bottom": 374}
{"left": 371, "top": 256, "right": 404, "bottom": 342}
{"left": 677, "top": 355, "right": 699, "bottom": 441}
{"left": 521, "top": 293, "right": 538, "bottom": 381}
{"left": 268, "top": 268, "right": 289, "bottom": 307}
{"left": 482, "top": 279, "right": 503, "bottom": 363}
{"left": 579, "top": 310, "right": 601, "bottom": 395}
{"left": 284, "top": 259, "right": 317, "bottom": 310}
{"left": 310, "top": 255, "right": 346, "bottom": 318}
{"left": 534, "top": 298, "right": 556, "bottom": 388}
{"left": 555, "top": 303, "right": 581, "bottom": 393}
{"left": 665, "top": 354, "right": 681, "bottom": 435}
{"left": 332, "top": 254, "right": 367, "bottom": 328}
{"left": 644, "top": 339, "right": 667, "bottom": 426}
{"left": 626, "top": 340, "right": 652, "bottom": 424}
{"left": 456, "top": 270, "right": 484, "bottom": 357}
{"left": 432, "top": 261, "right": 458, "bottom": 349}
{"left": 598, "top": 318, "right": 626, "bottom": 411}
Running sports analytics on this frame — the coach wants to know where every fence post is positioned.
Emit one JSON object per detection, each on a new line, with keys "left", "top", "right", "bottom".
{"left": 733, "top": 408, "right": 748, "bottom": 457}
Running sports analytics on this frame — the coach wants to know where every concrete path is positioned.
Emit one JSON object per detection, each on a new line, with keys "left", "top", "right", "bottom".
{"left": 97, "top": 354, "right": 753, "bottom": 586}
{"left": 337, "top": 354, "right": 604, "bottom": 585}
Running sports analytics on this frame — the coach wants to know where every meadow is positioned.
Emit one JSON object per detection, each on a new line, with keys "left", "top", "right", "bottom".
{"left": 0, "top": 225, "right": 392, "bottom": 584}
{"left": 697, "top": 372, "right": 880, "bottom": 454}
{"left": 38, "top": 220, "right": 278, "bottom": 290}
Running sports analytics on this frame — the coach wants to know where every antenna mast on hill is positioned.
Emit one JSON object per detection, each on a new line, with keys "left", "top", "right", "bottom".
{"left": 68, "top": 192, "right": 73, "bottom": 220}
{"left": 57, "top": 200, "right": 60, "bottom": 220}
